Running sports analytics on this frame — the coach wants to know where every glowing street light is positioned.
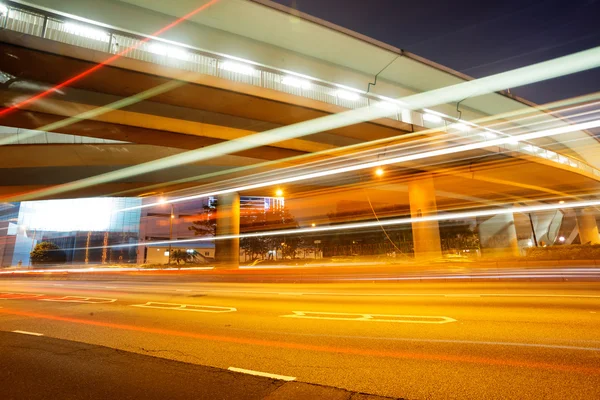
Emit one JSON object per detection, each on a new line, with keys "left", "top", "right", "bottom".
{"left": 64, "top": 22, "right": 109, "bottom": 42}
{"left": 559, "top": 236, "right": 566, "bottom": 242}
{"left": 220, "top": 61, "right": 255, "bottom": 75}
{"left": 375, "top": 167, "right": 384, "bottom": 176}
{"left": 335, "top": 89, "right": 360, "bottom": 101}
{"left": 311, "top": 223, "right": 316, "bottom": 227}
{"left": 275, "top": 189, "right": 284, "bottom": 197}
{"left": 282, "top": 76, "right": 311, "bottom": 89}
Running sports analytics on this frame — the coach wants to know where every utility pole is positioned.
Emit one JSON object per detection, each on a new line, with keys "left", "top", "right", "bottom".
{"left": 168, "top": 203, "right": 174, "bottom": 265}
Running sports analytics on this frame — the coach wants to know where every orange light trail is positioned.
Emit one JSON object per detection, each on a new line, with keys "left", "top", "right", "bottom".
{"left": 0, "top": 0, "right": 221, "bottom": 118}
{"left": 1, "top": 307, "right": 598, "bottom": 376}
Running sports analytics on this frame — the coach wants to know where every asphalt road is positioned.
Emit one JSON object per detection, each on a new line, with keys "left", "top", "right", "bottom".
{"left": 1, "top": 277, "right": 599, "bottom": 399}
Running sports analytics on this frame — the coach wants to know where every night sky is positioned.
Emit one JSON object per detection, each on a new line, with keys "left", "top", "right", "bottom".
{"left": 272, "top": 0, "right": 600, "bottom": 106}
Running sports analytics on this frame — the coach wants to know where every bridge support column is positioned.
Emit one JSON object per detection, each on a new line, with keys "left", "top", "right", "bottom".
{"left": 215, "top": 192, "right": 240, "bottom": 267}
{"left": 409, "top": 175, "right": 442, "bottom": 261}
{"left": 477, "top": 213, "right": 520, "bottom": 257}
{"left": 576, "top": 208, "right": 600, "bottom": 244}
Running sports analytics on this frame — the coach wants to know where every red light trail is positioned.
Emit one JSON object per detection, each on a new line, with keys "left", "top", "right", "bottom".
{"left": 0, "top": 0, "right": 221, "bottom": 118}
{"left": 1, "top": 307, "right": 598, "bottom": 376}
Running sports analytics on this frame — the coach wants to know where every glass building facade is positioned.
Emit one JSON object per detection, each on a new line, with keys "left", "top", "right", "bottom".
{"left": 0, "top": 198, "right": 141, "bottom": 267}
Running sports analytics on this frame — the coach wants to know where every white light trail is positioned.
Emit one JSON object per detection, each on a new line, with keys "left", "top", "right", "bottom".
{"left": 67, "top": 198, "right": 600, "bottom": 252}
{"left": 119, "top": 118, "right": 600, "bottom": 212}
{"left": 7, "top": 46, "right": 600, "bottom": 202}
{"left": 0, "top": 80, "right": 185, "bottom": 146}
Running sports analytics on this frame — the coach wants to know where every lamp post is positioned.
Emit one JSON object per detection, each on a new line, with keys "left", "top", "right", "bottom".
{"left": 159, "top": 197, "right": 175, "bottom": 265}
{"left": 168, "top": 203, "right": 174, "bottom": 265}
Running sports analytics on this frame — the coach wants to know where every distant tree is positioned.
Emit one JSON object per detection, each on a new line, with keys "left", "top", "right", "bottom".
{"left": 188, "top": 201, "right": 302, "bottom": 260}
{"left": 188, "top": 202, "right": 217, "bottom": 237}
{"left": 240, "top": 236, "right": 270, "bottom": 260}
{"left": 440, "top": 220, "right": 480, "bottom": 250}
{"left": 170, "top": 249, "right": 189, "bottom": 265}
{"left": 30, "top": 242, "right": 67, "bottom": 265}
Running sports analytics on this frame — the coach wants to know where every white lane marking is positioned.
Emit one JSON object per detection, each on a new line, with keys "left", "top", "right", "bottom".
{"left": 40, "top": 296, "right": 117, "bottom": 304}
{"left": 131, "top": 302, "right": 236, "bottom": 313}
{"left": 281, "top": 311, "right": 456, "bottom": 324}
{"left": 12, "top": 330, "right": 43, "bottom": 336}
{"left": 175, "top": 289, "right": 192, "bottom": 292}
{"left": 0, "top": 292, "right": 44, "bottom": 300}
{"left": 228, "top": 367, "right": 296, "bottom": 381}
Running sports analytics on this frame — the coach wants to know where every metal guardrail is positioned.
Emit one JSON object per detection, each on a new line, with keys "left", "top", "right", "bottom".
{"left": 1, "top": 1, "right": 598, "bottom": 178}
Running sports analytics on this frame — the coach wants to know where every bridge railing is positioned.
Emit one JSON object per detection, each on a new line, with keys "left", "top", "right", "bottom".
{"left": 1, "top": 1, "right": 599, "bottom": 179}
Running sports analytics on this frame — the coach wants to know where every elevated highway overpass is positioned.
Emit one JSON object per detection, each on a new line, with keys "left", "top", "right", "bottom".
{"left": 0, "top": 0, "right": 599, "bottom": 261}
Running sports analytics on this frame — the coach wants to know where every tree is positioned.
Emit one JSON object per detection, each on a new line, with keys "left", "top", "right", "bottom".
{"left": 170, "top": 249, "right": 189, "bottom": 265}
{"left": 440, "top": 220, "right": 480, "bottom": 250}
{"left": 189, "top": 201, "right": 303, "bottom": 260}
{"left": 188, "top": 202, "right": 217, "bottom": 237}
{"left": 30, "top": 242, "right": 67, "bottom": 265}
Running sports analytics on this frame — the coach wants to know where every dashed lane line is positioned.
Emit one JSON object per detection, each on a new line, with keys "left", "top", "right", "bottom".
{"left": 228, "top": 367, "right": 296, "bottom": 381}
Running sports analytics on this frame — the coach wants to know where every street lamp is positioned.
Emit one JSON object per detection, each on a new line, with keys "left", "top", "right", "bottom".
{"left": 275, "top": 189, "right": 283, "bottom": 197}
{"left": 157, "top": 196, "right": 175, "bottom": 264}
{"left": 375, "top": 167, "right": 384, "bottom": 177}
{"left": 168, "top": 203, "right": 174, "bottom": 265}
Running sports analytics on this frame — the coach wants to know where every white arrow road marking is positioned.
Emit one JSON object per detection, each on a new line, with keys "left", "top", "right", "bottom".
{"left": 40, "top": 296, "right": 117, "bottom": 304}
{"left": 281, "top": 311, "right": 456, "bottom": 324}
{"left": 228, "top": 367, "right": 296, "bottom": 381}
{"left": 131, "top": 302, "right": 236, "bottom": 313}
{"left": 12, "top": 330, "right": 44, "bottom": 336}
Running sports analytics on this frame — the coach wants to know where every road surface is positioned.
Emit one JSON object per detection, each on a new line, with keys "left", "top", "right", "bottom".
{"left": 1, "top": 277, "right": 599, "bottom": 399}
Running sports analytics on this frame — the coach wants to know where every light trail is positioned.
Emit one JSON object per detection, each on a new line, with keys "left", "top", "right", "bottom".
{"left": 0, "top": 80, "right": 185, "bottom": 145}
{"left": 7, "top": 46, "right": 600, "bottom": 201}
{"left": 1, "top": 308, "right": 599, "bottom": 375}
{"left": 116, "top": 118, "right": 600, "bottom": 212}
{"left": 0, "top": 0, "right": 221, "bottom": 118}
{"left": 110, "top": 93, "right": 600, "bottom": 199}
{"left": 51, "top": 197, "right": 600, "bottom": 252}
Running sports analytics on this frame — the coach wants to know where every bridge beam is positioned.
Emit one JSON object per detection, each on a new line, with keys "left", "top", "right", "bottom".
{"left": 408, "top": 175, "right": 442, "bottom": 261}
{"left": 215, "top": 192, "right": 241, "bottom": 266}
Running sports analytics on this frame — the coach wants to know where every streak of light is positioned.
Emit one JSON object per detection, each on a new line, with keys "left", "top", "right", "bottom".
{"left": 117, "top": 119, "right": 600, "bottom": 212}
{"left": 110, "top": 93, "right": 600, "bottom": 199}
{"left": 0, "top": 0, "right": 221, "bottom": 118}
{"left": 0, "top": 308, "right": 599, "bottom": 375}
{"left": 8, "top": 46, "right": 600, "bottom": 201}
{"left": 47, "top": 196, "right": 600, "bottom": 253}
{"left": 0, "top": 80, "right": 185, "bottom": 146}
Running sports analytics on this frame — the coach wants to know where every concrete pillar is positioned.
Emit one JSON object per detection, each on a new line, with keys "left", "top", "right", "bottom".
{"left": 477, "top": 213, "right": 520, "bottom": 257}
{"left": 408, "top": 175, "right": 442, "bottom": 261}
{"left": 576, "top": 208, "right": 600, "bottom": 244}
{"left": 215, "top": 192, "right": 240, "bottom": 266}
